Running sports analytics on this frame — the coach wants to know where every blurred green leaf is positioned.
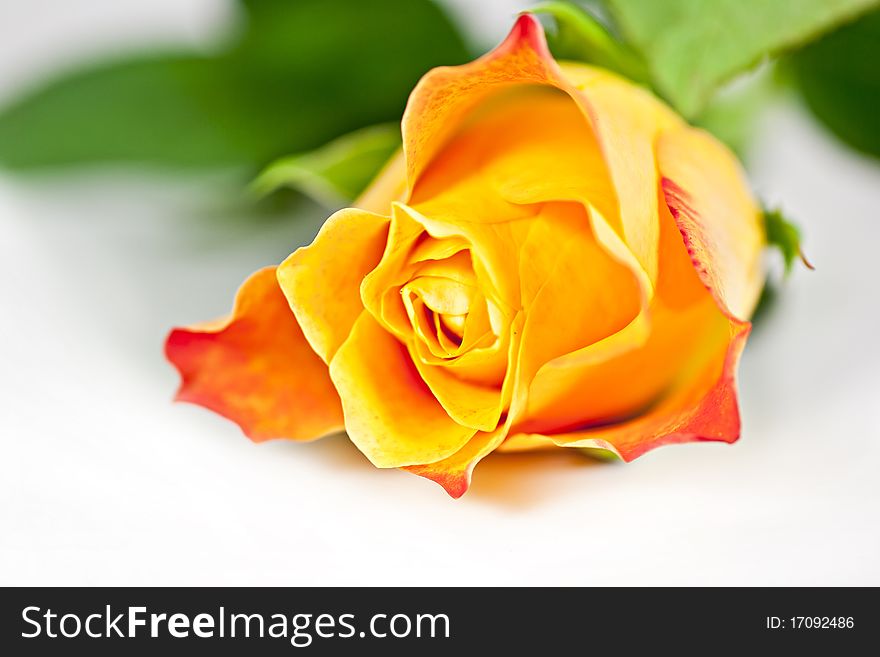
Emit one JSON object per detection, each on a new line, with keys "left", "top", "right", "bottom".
{"left": 601, "top": 0, "right": 879, "bottom": 117}
{"left": 251, "top": 123, "right": 400, "bottom": 206}
{"left": 693, "top": 65, "right": 778, "bottom": 159}
{"left": 0, "top": 0, "right": 468, "bottom": 172}
{"left": 764, "top": 207, "right": 813, "bottom": 276}
{"left": 0, "top": 55, "right": 253, "bottom": 169}
{"left": 531, "top": 2, "right": 648, "bottom": 83}
{"left": 693, "top": 92, "right": 757, "bottom": 160}
{"left": 790, "top": 9, "right": 880, "bottom": 158}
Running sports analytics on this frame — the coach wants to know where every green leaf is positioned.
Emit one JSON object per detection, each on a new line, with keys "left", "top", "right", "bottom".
{"left": 763, "top": 207, "right": 813, "bottom": 275}
{"left": 790, "top": 8, "right": 880, "bottom": 158}
{"left": 531, "top": 2, "right": 649, "bottom": 83}
{"left": 251, "top": 124, "right": 400, "bottom": 206}
{"left": 692, "top": 65, "right": 779, "bottom": 158}
{"left": 578, "top": 447, "right": 621, "bottom": 462}
{"left": 601, "top": 0, "right": 880, "bottom": 117}
{"left": 0, "top": 0, "right": 469, "bottom": 172}
{"left": 0, "top": 54, "right": 257, "bottom": 169}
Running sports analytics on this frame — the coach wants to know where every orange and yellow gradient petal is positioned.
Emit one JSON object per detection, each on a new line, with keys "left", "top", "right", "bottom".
{"left": 166, "top": 267, "right": 344, "bottom": 442}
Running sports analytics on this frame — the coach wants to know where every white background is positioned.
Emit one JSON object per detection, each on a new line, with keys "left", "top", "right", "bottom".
{"left": 1, "top": 0, "right": 878, "bottom": 586}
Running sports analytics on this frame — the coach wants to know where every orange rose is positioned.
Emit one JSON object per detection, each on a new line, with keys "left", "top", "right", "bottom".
{"left": 166, "top": 15, "right": 765, "bottom": 498}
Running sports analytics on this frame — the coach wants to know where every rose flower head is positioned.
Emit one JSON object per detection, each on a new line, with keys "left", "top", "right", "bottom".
{"left": 166, "top": 15, "right": 765, "bottom": 498}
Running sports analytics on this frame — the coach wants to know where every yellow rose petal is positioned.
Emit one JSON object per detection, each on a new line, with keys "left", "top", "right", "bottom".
{"left": 329, "top": 312, "right": 477, "bottom": 468}
{"left": 278, "top": 208, "right": 389, "bottom": 363}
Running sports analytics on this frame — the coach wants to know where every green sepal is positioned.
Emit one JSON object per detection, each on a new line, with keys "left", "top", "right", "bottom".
{"left": 763, "top": 206, "right": 814, "bottom": 275}
{"left": 251, "top": 124, "right": 400, "bottom": 207}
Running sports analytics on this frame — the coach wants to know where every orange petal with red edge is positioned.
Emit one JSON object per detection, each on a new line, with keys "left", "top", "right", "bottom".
{"left": 404, "top": 426, "right": 507, "bottom": 499}
{"left": 402, "top": 14, "right": 562, "bottom": 188}
{"left": 515, "top": 318, "right": 750, "bottom": 461}
{"left": 166, "top": 267, "right": 343, "bottom": 441}
{"left": 402, "top": 15, "right": 682, "bottom": 290}
{"left": 657, "top": 126, "right": 765, "bottom": 321}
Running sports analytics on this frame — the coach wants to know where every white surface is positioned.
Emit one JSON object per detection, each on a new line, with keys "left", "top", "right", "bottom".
{"left": 1, "top": 1, "right": 879, "bottom": 586}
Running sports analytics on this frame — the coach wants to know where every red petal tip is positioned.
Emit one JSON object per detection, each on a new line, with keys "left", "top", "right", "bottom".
{"left": 505, "top": 12, "right": 551, "bottom": 59}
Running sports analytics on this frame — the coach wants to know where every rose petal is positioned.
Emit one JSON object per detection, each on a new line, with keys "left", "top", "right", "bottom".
{"left": 361, "top": 203, "right": 511, "bottom": 386}
{"left": 165, "top": 267, "right": 343, "bottom": 441}
{"left": 403, "top": 312, "right": 525, "bottom": 497}
{"left": 519, "top": 293, "right": 728, "bottom": 434}
{"left": 559, "top": 62, "right": 682, "bottom": 283}
{"left": 404, "top": 425, "right": 508, "bottom": 499}
{"left": 329, "top": 311, "right": 478, "bottom": 468}
{"left": 362, "top": 208, "right": 513, "bottom": 433}
{"left": 402, "top": 14, "right": 561, "bottom": 187}
{"left": 277, "top": 207, "right": 390, "bottom": 363}
{"left": 512, "top": 319, "right": 749, "bottom": 461}
{"left": 508, "top": 201, "right": 643, "bottom": 421}
{"left": 402, "top": 14, "right": 682, "bottom": 290}
{"left": 359, "top": 202, "right": 428, "bottom": 340}
{"left": 411, "top": 85, "right": 617, "bottom": 229}
{"left": 397, "top": 202, "right": 530, "bottom": 316}
{"left": 511, "top": 185, "right": 753, "bottom": 457}
{"left": 517, "top": 197, "right": 723, "bottom": 432}
{"left": 657, "top": 126, "right": 765, "bottom": 321}
{"left": 410, "top": 354, "right": 504, "bottom": 432}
